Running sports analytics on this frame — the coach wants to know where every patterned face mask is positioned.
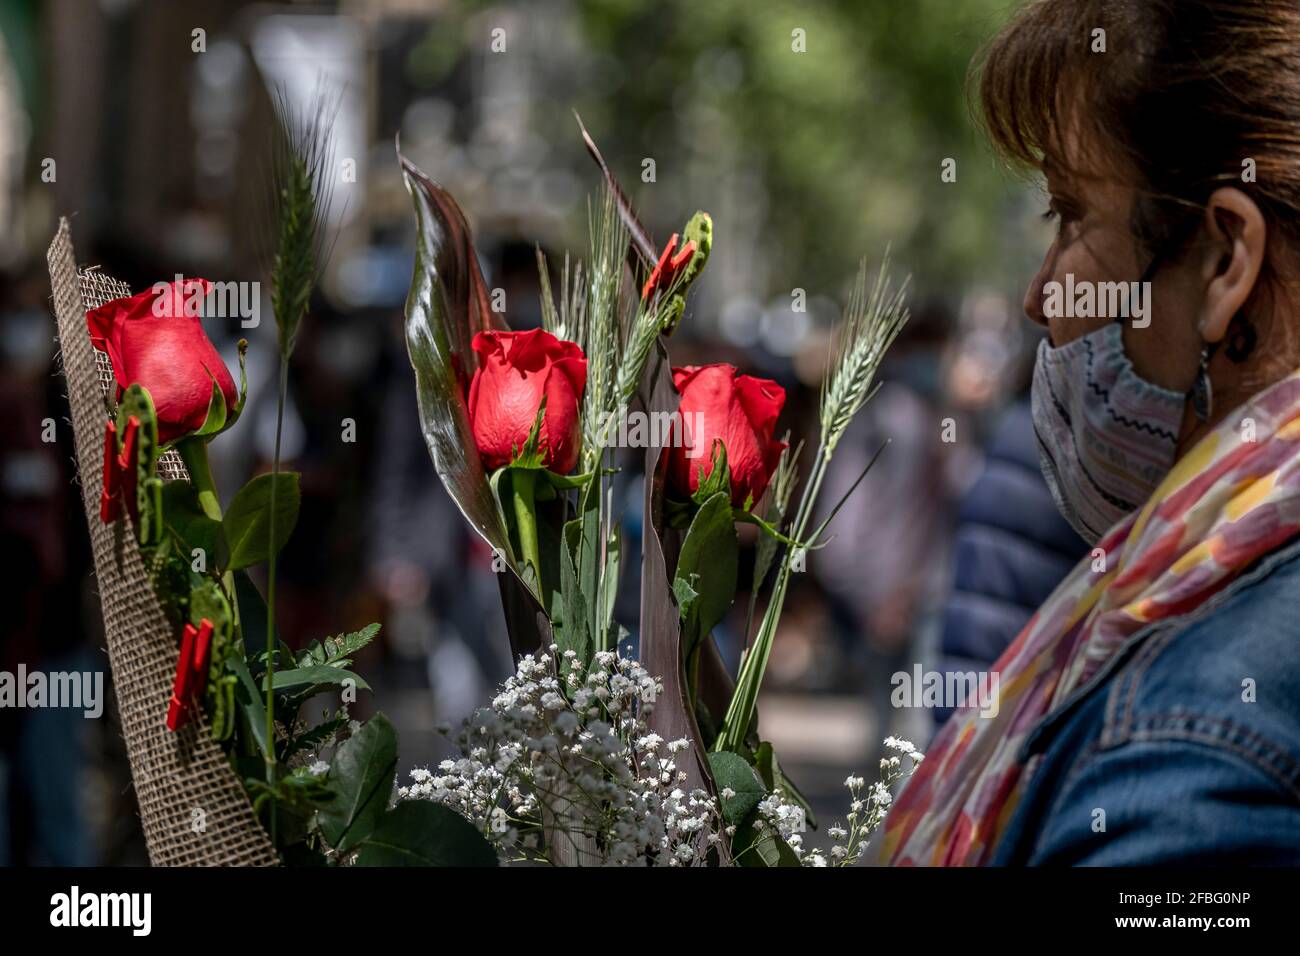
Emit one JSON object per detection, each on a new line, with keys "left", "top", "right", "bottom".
{"left": 1030, "top": 321, "right": 1186, "bottom": 544}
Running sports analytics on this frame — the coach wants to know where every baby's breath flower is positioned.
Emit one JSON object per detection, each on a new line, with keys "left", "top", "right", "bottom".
{"left": 396, "top": 645, "right": 722, "bottom": 866}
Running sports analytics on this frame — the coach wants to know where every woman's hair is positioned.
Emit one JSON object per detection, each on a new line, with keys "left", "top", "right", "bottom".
{"left": 973, "top": 0, "right": 1300, "bottom": 257}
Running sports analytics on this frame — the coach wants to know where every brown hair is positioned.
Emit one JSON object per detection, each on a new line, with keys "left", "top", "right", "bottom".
{"left": 973, "top": 0, "right": 1300, "bottom": 375}
{"left": 973, "top": 0, "right": 1300, "bottom": 257}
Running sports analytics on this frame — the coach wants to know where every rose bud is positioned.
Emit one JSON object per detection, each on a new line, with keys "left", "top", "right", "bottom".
{"left": 467, "top": 328, "right": 588, "bottom": 473}
{"left": 87, "top": 278, "right": 239, "bottom": 446}
{"left": 668, "top": 364, "right": 787, "bottom": 508}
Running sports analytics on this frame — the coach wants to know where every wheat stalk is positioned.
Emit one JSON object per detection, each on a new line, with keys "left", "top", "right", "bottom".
{"left": 819, "top": 251, "right": 910, "bottom": 458}
{"left": 537, "top": 248, "right": 588, "bottom": 351}
{"left": 717, "top": 251, "right": 909, "bottom": 754}
{"left": 580, "top": 188, "right": 630, "bottom": 464}
{"left": 268, "top": 88, "right": 337, "bottom": 360}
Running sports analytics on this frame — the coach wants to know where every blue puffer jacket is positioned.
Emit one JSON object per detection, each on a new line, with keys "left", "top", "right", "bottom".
{"left": 936, "top": 398, "right": 1086, "bottom": 725}
{"left": 992, "top": 531, "right": 1300, "bottom": 864}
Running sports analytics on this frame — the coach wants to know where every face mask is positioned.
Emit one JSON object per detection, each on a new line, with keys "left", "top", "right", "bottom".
{"left": 1031, "top": 321, "right": 1186, "bottom": 544}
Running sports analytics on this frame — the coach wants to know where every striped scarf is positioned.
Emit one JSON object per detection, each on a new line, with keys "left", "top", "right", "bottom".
{"left": 879, "top": 370, "right": 1300, "bottom": 865}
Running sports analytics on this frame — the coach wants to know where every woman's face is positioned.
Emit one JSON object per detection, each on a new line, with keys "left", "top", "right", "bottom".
{"left": 1023, "top": 158, "right": 1207, "bottom": 394}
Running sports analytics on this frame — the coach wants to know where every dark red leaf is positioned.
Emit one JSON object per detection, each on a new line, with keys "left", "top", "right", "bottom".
{"left": 574, "top": 112, "right": 657, "bottom": 269}
{"left": 638, "top": 338, "right": 729, "bottom": 861}
{"left": 397, "top": 140, "right": 548, "bottom": 660}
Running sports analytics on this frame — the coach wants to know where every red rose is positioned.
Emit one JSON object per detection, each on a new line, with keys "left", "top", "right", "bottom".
{"left": 668, "top": 364, "right": 787, "bottom": 507}
{"left": 86, "top": 278, "right": 238, "bottom": 446}
{"left": 467, "top": 328, "right": 588, "bottom": 473}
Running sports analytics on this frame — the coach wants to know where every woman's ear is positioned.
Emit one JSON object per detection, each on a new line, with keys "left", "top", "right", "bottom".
{"left": 1198, "top": 187, "right": 1266, "bottom": 342}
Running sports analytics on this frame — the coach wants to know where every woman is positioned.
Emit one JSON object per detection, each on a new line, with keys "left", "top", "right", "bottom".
{"left": 880, "top": 0, "right": 1300, "bottom": 864}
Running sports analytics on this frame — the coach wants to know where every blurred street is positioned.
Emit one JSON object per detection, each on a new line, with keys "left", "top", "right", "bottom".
{"left": 0, "top": 0, "right": 1065, "bottom": 864}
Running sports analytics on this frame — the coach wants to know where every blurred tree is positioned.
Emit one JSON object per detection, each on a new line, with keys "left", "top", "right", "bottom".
{"left": 406, "top": 0, "right": 1031, "bottom": 314}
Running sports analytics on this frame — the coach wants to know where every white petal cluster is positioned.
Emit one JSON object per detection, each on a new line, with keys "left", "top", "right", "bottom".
{"left": 754, "top": 736, "right": 924, "bottom": 868}
{"left": 396, "top": 645, "right": 723, "bottom": 866}
{"left": 397, "top": 642, "right": 923, "bottom": 869}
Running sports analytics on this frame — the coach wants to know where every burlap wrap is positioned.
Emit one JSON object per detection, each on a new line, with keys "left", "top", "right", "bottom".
{"left": 48, "top": 219, "right": 277, "bottom": 866}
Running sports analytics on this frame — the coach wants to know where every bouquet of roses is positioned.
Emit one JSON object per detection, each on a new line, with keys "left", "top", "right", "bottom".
{"left": 74, "top": 101, "right": 497, "bottom": 867}
{"left": 59, "top": 101, "right": 918, "bottom": 868}
{"left": 394, "top": 119, "right": 920, "bottom": 866}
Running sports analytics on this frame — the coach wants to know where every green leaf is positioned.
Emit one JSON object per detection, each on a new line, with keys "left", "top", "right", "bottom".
{"left": 221, "top": 472, "right": 301, "bottom": 570}
{"left": 674, "top": 491, "right": 739, "bottom": 659}
{"left": 354, "top": 801, "right": 498, "bottom": 867}
{"left": 296, "top": 623, "right": 381, "bottom": 668}
{"left": 281, "top": 716, "right": 348, "bottom": 761}
{"left": 316, "top": 713, "right": 398, "bottom": 852}
{"left": 733, "top": 509, "right": 813, "bottom": 550}
{"left": 190, "top": 581, "right": 235, "bottom": 741}
{"left": 707, "top": 750, "right": 765, "bottom": 826}
{"left": 754, "top": 741, "right": 818, "bottom": 830}
{"left": 191, "top": 374, "right": 229, "bottom": 439}
{"left": 270, "top": 665, "right": 370, "bottom": 695}
{"left": 540, "top": 468, "right": 595, "bottom": 492}
{"left": 511, "top": 395, "right": 548, "bottom": 469}
{"left": 229, "top": 653, "right": 270, "bottom": 760}
{"left": 806, "top": 439, "right": 889, "bottom": 548}
{"left": 565, "top": 476, "right": 622, "bottom": 655}
{"left": 731, "top": 815, "right": 801, "bottom": 867}
{"left": 233, "top": 570, "right": 276, "bottom": 657}
{"left": 556, "top": 519, "right": 593, "bottom": 667}
{"left": 160, "top": 481, "right": 222, "bottom": 564}
{"left": 691, "top": 439, "right": 731, "bottom": 506}
{"left": 230, "top": 339, "right": 248, "bottom": 422}
{"left": 602, "top": 524, "right": 621, "bottom": 637}
{"left": 113, "top": 384, "right": 164, "bottom": 546}
{"left": 251, "top": 765, "right": 334, "bottom": 846}
{"left": 491, "top": 465, "right": 573, "bottom": 616}
{"left": 672, "top": 576, "right": 699, "bottom": 622}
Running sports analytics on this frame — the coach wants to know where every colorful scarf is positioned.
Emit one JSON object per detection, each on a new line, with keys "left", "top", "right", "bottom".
{"left": 880, "top": 371, "right": 1300, "bottom": 866}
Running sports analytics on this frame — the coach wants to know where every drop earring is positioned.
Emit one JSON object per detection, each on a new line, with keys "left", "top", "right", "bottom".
{"left": 1225, "top": 312, "right": 1257, "bottom": 362}
{"left": 1192, "top": 345, "right": 1213, "bottom": 422}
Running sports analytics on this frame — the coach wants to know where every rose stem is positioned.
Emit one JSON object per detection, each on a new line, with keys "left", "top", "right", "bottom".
{"left": 177, "top": 437, "right": 222, "bottom": 523}
{"left": 716, "top": 438, "right": 828, "bottom": 753}
{"left": 511, "top": 468, "right": 542, "bottom": 598}
{"left": 176, "top": 437, "right": 239, "bottom": 634}
{"left": 264, "top": 351, "right": 289, "bottom": 841}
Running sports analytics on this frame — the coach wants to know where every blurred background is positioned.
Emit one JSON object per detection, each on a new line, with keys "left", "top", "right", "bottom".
{"left": 0, "top": 0, "right": 1085, "bottom": 864}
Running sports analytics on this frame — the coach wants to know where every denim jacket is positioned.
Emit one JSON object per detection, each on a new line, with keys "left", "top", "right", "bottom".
{"left": 990, "top": 535, "right": 1300, "bottom": 865}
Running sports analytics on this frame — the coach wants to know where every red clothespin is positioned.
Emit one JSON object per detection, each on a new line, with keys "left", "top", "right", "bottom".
{"left": 669, "top": 239, "right": 697, "bottom": 274}
{"left": 166, "top": 618, "right": 214, "bottom": 731}
{"left": 642, "top": 233, "right": 679, "bottom": 301}
{"left": 117, "top": 415, "right": 140, "bottom": 523}
{"left": 98, "top": 415, "right": 142, "bottom": 525}
{"left": 641, "top": 234, "right": 698, "bottom": 302}
{"left": 99, "top": 419, "right": 121, "bottom": 523}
